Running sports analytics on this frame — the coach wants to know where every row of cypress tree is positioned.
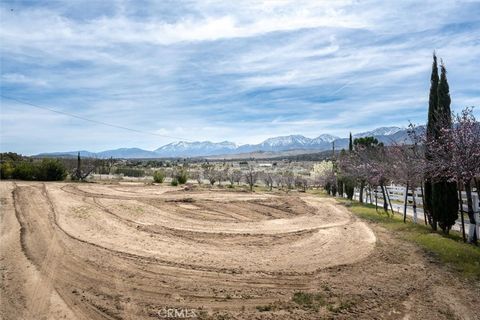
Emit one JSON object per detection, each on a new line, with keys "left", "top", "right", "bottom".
{"left": 424, "top": 53, "right": 458, "bottom": 233}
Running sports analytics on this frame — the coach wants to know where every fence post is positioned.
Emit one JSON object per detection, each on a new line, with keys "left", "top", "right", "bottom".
{"left": 472, "top": 193, "right": 479, "bottom": 243}
{"left": 385, "top": 186, "right": 395, "bottom": 215}
{"left": 403, "top": 183, "right": 409, "bottom": 223}
{"left": 457, "top": 186, "right": 466, "bottom": 242}
{"left": 412, "top": 192, "right": 417, "bottom": 224}
{"left": 421, "top": 184, "right": 428, "bottom": 225}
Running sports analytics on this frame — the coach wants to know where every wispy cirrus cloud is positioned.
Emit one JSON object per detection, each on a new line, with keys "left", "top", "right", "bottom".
{"left": 2, "top": 73, "right": 48, "bottom": 87}
{"left": 0, "top": 0, "right": 479, "bottom": 154}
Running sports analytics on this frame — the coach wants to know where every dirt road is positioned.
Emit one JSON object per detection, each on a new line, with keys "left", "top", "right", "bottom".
{"left": 1, "top": 181, "right": 478, "bottom": 319}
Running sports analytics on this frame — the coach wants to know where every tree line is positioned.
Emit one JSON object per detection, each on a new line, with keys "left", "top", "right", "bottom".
{"left": 0, "top": 153, "right": 67, "bottom": 181}
{"left": 151, "top": 163, "right": 314, "bottom": 192}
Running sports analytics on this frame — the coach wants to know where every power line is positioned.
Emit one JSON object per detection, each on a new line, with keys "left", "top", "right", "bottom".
{"left": 0, "top": 94, "right": 192, "bottom": 142}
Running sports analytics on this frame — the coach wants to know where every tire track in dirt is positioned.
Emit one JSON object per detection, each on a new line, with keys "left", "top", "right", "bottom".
{"left": 3, "top": 182, "right": 377, "bottom": 319}
{"left": 50, "top": 184, "right": 375, "bottom": 275}
{"left": 10, "top": 183, "right": 84, "bottom": 320}
{"left": 35, "top": 184, "right": 342, "bottom": 277}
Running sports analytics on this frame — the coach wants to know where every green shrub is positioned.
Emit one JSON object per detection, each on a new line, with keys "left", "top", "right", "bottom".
{"left": 12, "top": 162, "right": 38, "bottom": 180}
{"left": 292, "top": 291, "right": 325, "bottom": 310}
{"left": 256, "top": 305, "right": 273, "bottom": 312}
{"left": 342, "top": 176, "right": 355, "bottom": 200}
{"left": 176, "top": 169, "right": 188, "bottom": 184}
{"left": 153, "top": 170, "right": 165, "bottom": 183}
{"left": 0, "top": 162, "right": 15, "bottom": 179}
{"left": 171, "top": 178, "right": 178, "bottom": 186}
{"left": 1, "top": 157, "right": 66, "bottom": 181}
{"left": 37, "top": 159, "right": 67, "bottom": 181}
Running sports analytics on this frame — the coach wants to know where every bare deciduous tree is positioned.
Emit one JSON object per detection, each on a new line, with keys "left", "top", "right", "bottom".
{"left": 388, "top": 139, "right": 425, "bottom": 223}
{"left": 190, "top": 171, "right": 203, "bottom": 185}
{"left": 262, "top": 171, "right": 275, "bottom": 191}
{"left": 217, "top": 168, "right": 228, "bottom": 186}
{"left": 281, "top": 171, "right": 295, "bottom": 193}
{"left": 295, "top": 175, "right": 310, "bottom": 192}
{"left": 233, "top": 170, "right": 243, "bottom": 185}
{"left": 203, "top": 165, "right": 217, "bottom": 186}
{"left": 245, "top": 166, "right": 259, "bottom": 191}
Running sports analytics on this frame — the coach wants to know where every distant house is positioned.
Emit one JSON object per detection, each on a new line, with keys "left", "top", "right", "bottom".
{"left": 258, "top": 163, "right": 272, "bottom": 168}
{"left": 239, "top": 161, "right": 249, "bottom": 168}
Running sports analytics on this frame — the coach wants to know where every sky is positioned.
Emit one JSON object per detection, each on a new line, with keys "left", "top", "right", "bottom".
{"left": 1, "top": 0, "right": 479, "bottom": 155}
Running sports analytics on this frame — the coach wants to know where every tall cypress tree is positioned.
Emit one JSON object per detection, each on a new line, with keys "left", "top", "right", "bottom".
{"left": 432, "top": 62, "right": 458, "bottom": 233}
{"left": 343, "top": 133, "right": 355, "bottom": 200}
{"left": 436, "top": 62, "right": 453, "bottom": 130}
{"left": 424, "top": 53, "right": 439, "bottom": 229}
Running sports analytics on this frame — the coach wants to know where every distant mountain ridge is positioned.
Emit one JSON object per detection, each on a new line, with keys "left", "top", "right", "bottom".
{"left": 37, "top": 126, "right": 410, "bottom": 159}
{"left": 353, "top": 127, "right": 404, "bottom": 138}
{"left": 155, "top": 141, "right": 237, "bottom": 157}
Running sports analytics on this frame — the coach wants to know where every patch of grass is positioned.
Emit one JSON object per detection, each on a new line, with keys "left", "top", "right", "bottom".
{"left": 252, "top": 185, "right": 270, "bottom": 192}
{"left": 408, "top": 233, "right": 480, "bottom": 277}
{"left": 255, "top": 304, "right": 273, "bottom": 312}
{"left": 321, "top": 283, "right": 331, "bottom": 292}
{"left": 306, "top": 189, "right": 329, "bottom": 197}
{"left": 337, "top": 198, "right": 480, "bottom": 279}
{"left": 292, "top": 291, "right": 325, "bottom": 311}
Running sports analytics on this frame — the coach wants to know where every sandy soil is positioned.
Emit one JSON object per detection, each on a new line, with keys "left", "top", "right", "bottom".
{"left": 1, "top": 181, "right": 478, "bottom": 320}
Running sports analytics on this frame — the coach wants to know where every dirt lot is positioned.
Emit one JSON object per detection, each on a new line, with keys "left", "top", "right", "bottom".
{"left": 1, "top": 181, "right": 479, "bottom": 319}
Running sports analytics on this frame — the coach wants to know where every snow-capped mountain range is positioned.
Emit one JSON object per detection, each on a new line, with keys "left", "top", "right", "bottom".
{"left": 155, "top": 141, "right": 237, "bottom": 157}
{"left": 38, "top": 126, "right": 409, "bottom": 158}
{"left": 353, "top": 127, "right": 404, "bottom": 138}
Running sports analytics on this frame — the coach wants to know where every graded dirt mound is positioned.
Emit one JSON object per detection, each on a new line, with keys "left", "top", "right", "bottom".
{"left": 0, "top": 181, "right": 375, "bottom": 319}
